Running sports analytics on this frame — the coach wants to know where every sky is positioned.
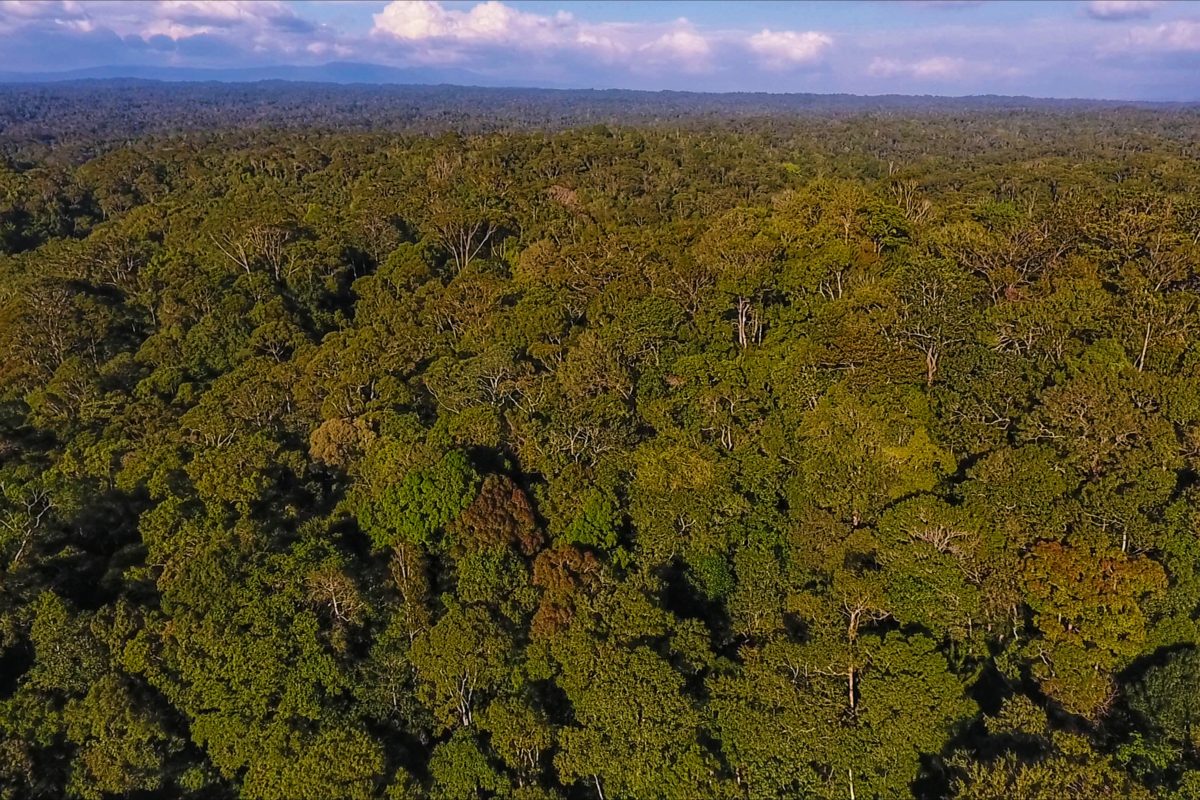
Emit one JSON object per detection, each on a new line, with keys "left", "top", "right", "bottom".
{"left": 0, "top": 0, "right": 1198, "bottom": 100}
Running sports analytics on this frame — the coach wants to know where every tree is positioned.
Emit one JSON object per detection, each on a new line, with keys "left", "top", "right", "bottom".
{"left": 409, "top": 604, "right": 515, "bottom": 730}
{"left": 885, "top": 257, "right": 982, "bottom": 386}
{"left": 950, "top": 696, "right": 1153, "bottom": 800}
{"left": 357, "top": 450, "right": 480, "bottom": 550}
{"left": 693, "top": 208, "right": 779, "bottom": 348}
{"left": 552, "top": 628, "right": 723, "bottom": 799}
{"left": 1021, "top": 541, "right": 1166, "bottom": 718}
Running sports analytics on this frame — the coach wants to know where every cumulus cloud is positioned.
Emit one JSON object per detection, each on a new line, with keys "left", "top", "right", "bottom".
{"left": 370, "top": 1, "right": 727, "bottom": 73}
{"left": 0, "top": 0, "right": 77, "bottom": 18}
{"left": 0, "top": 0, "right": 90, "bottom": 29}
{"left": 747, "top": 29, "right": 833, "bottom": 70}
{"left": 137, "top": 1, "right": 313, "bottom": 41}
{"left": 0, "top": 0, "right": 343, "bottom": 66}
{"left": 0, "top": 0, "right": 1194, "bottom": 99}
{"left": 1086, "top": 1, "right": 1164, "bottom": 21}
{"left": 0, "top": 0, "right": 311, "bottom": 38}
{"left": 372, "top": 1, "right": 572, "bottom": 47}
{"left": 640, "top": 27, "right": 713, "bottom": 72}
{"left": 370, "top": 2, "right": 831, "bottom": 77}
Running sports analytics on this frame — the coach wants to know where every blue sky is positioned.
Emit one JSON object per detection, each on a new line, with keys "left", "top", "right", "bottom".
{"left": 1, "top": 1, "right": 1198, "bottom": 99}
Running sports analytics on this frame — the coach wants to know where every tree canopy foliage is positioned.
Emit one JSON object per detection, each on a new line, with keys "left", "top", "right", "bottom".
{"left": 2, "top": 84, "right": 1200, "bottom": 799}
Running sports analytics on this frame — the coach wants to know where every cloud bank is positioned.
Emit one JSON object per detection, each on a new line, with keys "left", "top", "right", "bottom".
{"left": 1087, "top": 1, "right": 1165, "bottom": 21}
{"left": 370, "top": 1, "right": 831, "bottom": 76}
{"left": 0, "top": 0, "right": 1197, "bottom": 100}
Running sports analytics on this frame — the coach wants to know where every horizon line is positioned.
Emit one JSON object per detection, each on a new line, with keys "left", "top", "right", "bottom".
{"left": 1, "top": 63, "right": 1198, "bottom": 106}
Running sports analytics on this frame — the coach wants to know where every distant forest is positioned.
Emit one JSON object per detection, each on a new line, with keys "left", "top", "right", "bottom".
{"left": 2, "top": 82, "right": 1200, "bottom": 799}
{"left": 2, "top": 80, "right": 1197, "bottom": 160}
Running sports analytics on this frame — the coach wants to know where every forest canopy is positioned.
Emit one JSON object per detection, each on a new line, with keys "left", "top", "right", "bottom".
{"left": 2, "top": 82, "right": 1200, "bottom": 799}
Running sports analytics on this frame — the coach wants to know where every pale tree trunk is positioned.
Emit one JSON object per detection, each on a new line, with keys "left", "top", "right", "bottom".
{"left": 736, "top": 296, "right": 750, "bottom": 348}
{"left": 1136, "top": 321, "right": 1152, "bottom": 372}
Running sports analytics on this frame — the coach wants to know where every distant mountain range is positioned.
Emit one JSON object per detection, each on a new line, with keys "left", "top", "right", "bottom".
{"left": 1, "top": 62, "right": 1195, "bottom": 108}
{"left": 0, "top": 61, "right": 537, "bottom": 88}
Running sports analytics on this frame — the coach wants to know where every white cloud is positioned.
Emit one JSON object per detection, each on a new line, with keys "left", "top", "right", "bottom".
{"left": 304, "top": 38, "right": 354, "bottom": 58}
{"left": 0, "top": 0, "right": 78, "bottom": 17}
{"left": 0, "top": 0, "right": 346, "bottom": 67}
{"left": 867, "top": 55, "right": 1020, "bottom": 82}
{"left": 0, "top": 0, "right": 1193, "bottom": 98}
{"left": 1087, "top": 1, "right": 1164, "bottom": 21}
{"left": 640, "top": 26, "right": 713, "bottom": 72}
{"left": 372, "top": 1, "right": 573, "bottom": 47}
{"left": 0, "top": 0, "right": 316, "bottom": 40}
{"left": 138, "top": 1, "right": 310, "bottom": 40}
{"left": 157, "top": 0, "right": 282, "bottom": 26}
{"left": 747, "top": 29, "right": 833, "bottom": 70}
{"left": 1124, "top": 19, "right": 1200, "bottom": 52}
{"left": 573, "top": 28, "right": 629, "bottom": 61}
{"left": 0, "top": 0, "right": 88, "bottom": 30}
{"left": 869, "top": 55, "right": 961, "bottom": 79}
{"left": 372, "top": 1, "right": 725, "bottom": 71}
{"left": 372, "top": 4, "right": 831, "bottom": 78}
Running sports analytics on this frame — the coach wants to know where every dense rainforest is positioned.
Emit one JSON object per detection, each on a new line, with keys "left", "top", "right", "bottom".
{"left": 2, "top": 82, "right": 1200, "bottom": 799}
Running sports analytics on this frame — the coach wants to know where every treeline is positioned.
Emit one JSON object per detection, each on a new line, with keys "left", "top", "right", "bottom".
{"left": 2, "top": 79, "right": 1199, "bottom": 164}
{"left": 1, "top": 104, "right": 1200, "bottom": 799}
